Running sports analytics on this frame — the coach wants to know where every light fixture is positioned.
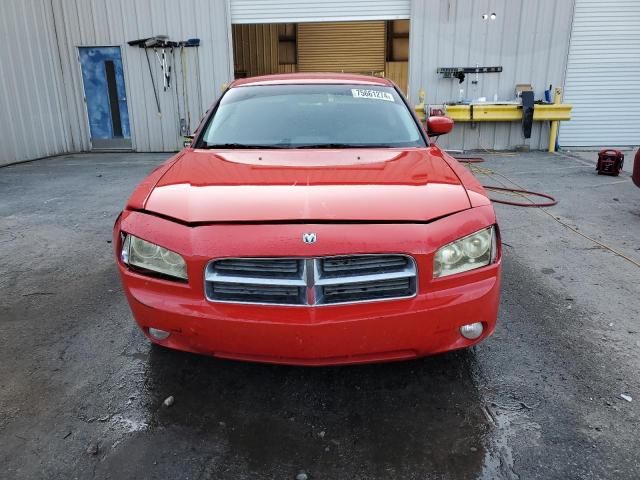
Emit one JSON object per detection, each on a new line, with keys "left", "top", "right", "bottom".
{"left": 433, "top": 226, "right": 497, "bottom": 278}
{"left": 148, "top": 327, "right": 171, "bottom": 340}
{"left": 460, "top": 322, "right": 484, "bottom": 340}
{"left": 121, "top": 233, "right": 188, "bottom": 281}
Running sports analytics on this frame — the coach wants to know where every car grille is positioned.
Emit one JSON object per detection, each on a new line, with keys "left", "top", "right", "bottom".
{"left": 205, "top": 255, "right": 417, "bottom": 306}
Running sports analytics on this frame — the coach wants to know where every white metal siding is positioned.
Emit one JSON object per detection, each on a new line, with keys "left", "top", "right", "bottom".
{"left": 50, "top": 0, "right": 233, "bottom": 153}
{"left": 561, "top": 0, "right": 640, "bottom": 147}
{"left": 409, "top": 0, "right": 575, "bottom": 151}
{"left": 0, "top": 0, "right": 71, "bottom": 165}
{"left": 231, "top": 0, "right": 410, "bottom": 24}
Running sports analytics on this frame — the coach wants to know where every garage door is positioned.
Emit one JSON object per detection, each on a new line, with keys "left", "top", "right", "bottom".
{"left": 297, "top": 21, "right": 386, "bottom": 74}
{"left": 561, "top": 0, "right": 640, "bottom": 147}
{"left": 230, "top": 0, "right": 410, "bottom": 24}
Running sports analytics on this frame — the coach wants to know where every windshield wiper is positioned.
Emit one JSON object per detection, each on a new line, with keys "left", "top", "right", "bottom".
{"left": 294, "top": 143, "right": 390, "bottom": 148}
{"left": 203, "top": 143, "right": 399, "bottom": 149}
{"left": 203, "top": 143, "right": 290, "bottom": 149}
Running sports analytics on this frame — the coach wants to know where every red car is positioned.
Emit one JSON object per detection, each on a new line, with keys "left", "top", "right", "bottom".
{"left": 114, "top": 73, "right": 501, "bottom": 366}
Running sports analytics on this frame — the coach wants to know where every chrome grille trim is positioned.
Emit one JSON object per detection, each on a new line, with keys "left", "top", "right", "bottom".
{"left": 212, "top": 258, "right": 302, "bottom": 279}
{"left": 205, "top": 255, "right": 417, "bottom": 306}
{"left": 320, "top": 255, "right": 409, "bottom": 277}
{"left": 321, "top": 277, "right": 413, "bottom": 305}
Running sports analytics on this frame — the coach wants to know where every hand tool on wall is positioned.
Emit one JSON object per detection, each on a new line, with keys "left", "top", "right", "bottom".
{"left": 144, "top": 48, "right": 161, "bottom": 115}
{"left": 179, "top": 45, "right": 190, "bottom": 134}
{"left": 128, "top": 36, "right": 201, "bottom": 130}
{"left": 182, "top": 38, "right": 200, "bottom": 128}
{"left": 145, "top": 36, "right": 172, "bottom": 91}
{"left": 520, "top": 90, "right": 534, "bottom": 139}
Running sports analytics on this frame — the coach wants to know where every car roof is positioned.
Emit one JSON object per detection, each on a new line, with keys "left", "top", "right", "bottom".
{"left": 230, "top": 72, "right": 395, "bottom": 88}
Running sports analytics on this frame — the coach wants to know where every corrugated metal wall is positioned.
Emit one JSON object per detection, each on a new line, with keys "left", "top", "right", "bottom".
{"left": 231, "top": 0, "right": 410, "bottom": 24}
{"left": 50, "top": 0, "right": 233, "bottom": 153}
{"left": 0, "top": 0, "right": 583, "bottom": 163}
{"left": 561, "top": 0, "right": 640, "bottom": 147}
{"left": 409, "top": 0, "right": 575, "bottom": 151}
{"left": 0, "top": 0, "right": 71, "bottom": 165}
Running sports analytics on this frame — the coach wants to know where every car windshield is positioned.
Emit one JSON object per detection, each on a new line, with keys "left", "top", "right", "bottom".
{"left": 199, "top": 84, "right": 426, "bottom": 148}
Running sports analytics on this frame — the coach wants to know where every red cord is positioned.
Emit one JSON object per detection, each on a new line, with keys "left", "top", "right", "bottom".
{"left": 455, "top": 157, "right": 485, "bottom": 163}
{"left": 483, "top": 186, "right": 557, "bottom": 207}
{"left": 453, "top": 156, "right": 557, "bottom": 207}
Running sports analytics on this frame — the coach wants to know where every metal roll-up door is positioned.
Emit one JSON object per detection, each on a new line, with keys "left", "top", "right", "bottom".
{"left": 230, "top": 0, "right": 410, "bottom": 24}
{"left": 297, "top": 21, "right": 386, "bottom": 74}
{"left": 561, "top": 0, "right": 640, "bottom": 147}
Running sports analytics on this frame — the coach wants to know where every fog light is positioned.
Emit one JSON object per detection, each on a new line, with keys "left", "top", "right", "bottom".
{"left": 148, "top": 327, "right": 170, "bottom": 340}
{"left": 460, "top": 322, "right": 484, "bottom": 340}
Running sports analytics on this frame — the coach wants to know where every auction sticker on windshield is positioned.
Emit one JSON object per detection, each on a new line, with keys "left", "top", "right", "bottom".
{"left": 351, "top": 88, "right": 394, "bottom": 101}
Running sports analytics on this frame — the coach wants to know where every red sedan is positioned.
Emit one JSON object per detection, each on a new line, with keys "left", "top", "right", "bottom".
{"left": 114, "top": 73, "right": 501, "bottom": 366}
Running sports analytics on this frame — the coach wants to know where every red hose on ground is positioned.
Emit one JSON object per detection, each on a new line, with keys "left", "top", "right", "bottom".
{"left": 454, "top": 157, "right": 486, "bottom": 163}
{"left": 453, "top": 156, "right": 558, "bottom": 207}
{"left": 482, "top": 186, "right": 558, "bottom": 207}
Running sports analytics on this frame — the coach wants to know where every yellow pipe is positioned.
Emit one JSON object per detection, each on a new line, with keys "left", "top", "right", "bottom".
{"left": 548, "top": 87, "right": 562, "bottom": 152}
{"left": 444, "top": 103, "right": 571, "bottom": 122}
{"left": 414, "top": 88, "right": 427, "bottom": 121}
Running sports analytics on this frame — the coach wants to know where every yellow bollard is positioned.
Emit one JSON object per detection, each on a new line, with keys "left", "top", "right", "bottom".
{"left": 414, "top": 88, "right": 426, "bottom": 121}
{"left": 548, "top": 87, "right": 562, "bottom": 152}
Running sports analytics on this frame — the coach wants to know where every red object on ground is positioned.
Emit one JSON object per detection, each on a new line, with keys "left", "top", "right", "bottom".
{"left": 633, "top": 149, "right": 640, "bottom": 188}
{"left": 114, "top": 73, "right": 501, "bottom": 366}
{"left": 596, "top": 149, "right": 624, "bottom": 176}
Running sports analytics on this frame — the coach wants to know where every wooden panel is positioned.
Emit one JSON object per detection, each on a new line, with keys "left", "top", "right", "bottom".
{"left": 391, "top": 37, "right": 409, "bottom": 61}
{"left": 278, "top": 23, "right": 296, "bottom": 38}
{"left": 278, "top": 41, "right": 296, "bottom": 64}
{"left": 392, "top": 19, "right": 409, "bottom": 35}
{"left": 278, "top": 64, "right": 298, "bottom": 73}
{"left": 297, "top": 21, "right": 386, "bottom": 74}
{"left": 232, "top": 24, "right": 279, "bottom": 77}
{"left": 385, "top": 61, "right": 408, "bottom": 94}
{"left": 387, "top": 20, "right": 409, "bottom": 62}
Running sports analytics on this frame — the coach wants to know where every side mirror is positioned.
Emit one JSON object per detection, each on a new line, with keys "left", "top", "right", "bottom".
{"left": 426, "top": 116, "right": 454, "bottom": 136}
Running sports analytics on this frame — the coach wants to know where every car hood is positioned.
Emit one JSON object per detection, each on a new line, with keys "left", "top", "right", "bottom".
{"left": 143, "top": 147, "right": 472, "bottom": 223}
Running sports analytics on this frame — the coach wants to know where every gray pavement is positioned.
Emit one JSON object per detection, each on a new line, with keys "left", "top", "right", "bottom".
{"left": 0, "top": 150, "right": 639, "bottom": 479}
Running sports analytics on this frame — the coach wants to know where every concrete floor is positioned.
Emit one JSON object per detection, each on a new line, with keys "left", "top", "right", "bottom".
{"left": 0, "top": 150, "right": 639, "bottom": 479}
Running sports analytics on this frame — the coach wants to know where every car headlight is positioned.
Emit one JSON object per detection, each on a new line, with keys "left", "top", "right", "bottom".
{"left": 121, "top": 234, "right": 188, "bottom": 281}
{"left": 433, "top": 226, "right": 497, "bottom": 278}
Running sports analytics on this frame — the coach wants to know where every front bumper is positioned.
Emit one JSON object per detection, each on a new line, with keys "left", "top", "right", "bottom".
{"left": 114, "top": 206, "right": 501, "bottom": 366}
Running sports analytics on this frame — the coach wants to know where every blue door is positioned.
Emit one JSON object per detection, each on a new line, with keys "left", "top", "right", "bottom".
{"left": 79, "top": 47, "right": 131, "bottom": 149}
